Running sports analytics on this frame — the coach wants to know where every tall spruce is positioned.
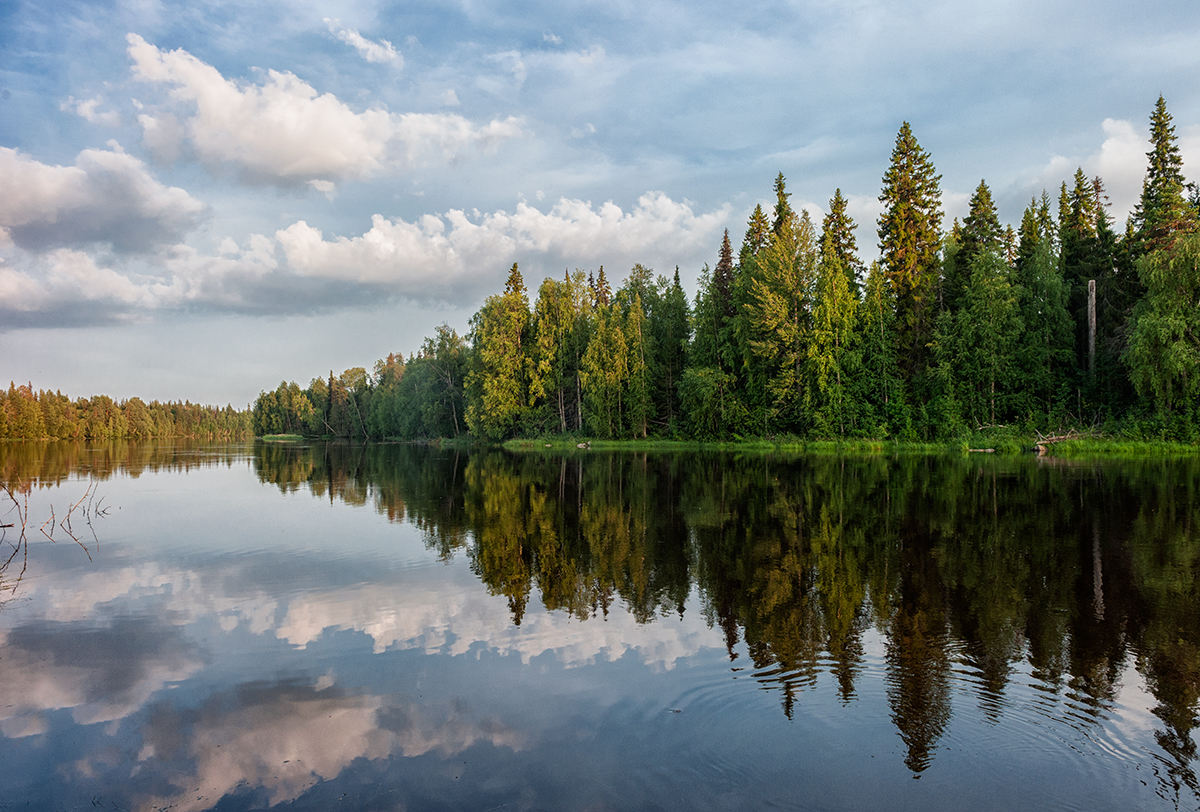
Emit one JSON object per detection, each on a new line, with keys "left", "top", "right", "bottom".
{"left": 959, "top": 180, "right": 1004, "bottom": 268}
{"left": 745, "top": 205, "right": 819, "bottom": 431}
{"left": 878, "top": 122, "right": 943, "bottom": 381}
{"left": 771, "top": 173, "right": 795, "bottom": 236}
{"left": 652, "top": 268, "right": 691, "bottom": 430}
{"left": 1133, "top": 96, "right": 1197, "bottom": 254}
{"left": 820, "top": 188, "right": 864, "bottom": 295}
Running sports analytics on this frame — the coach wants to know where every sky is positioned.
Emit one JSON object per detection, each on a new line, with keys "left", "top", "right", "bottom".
{"left": 2, "top": 0, "right": 1199, "bottom": 407}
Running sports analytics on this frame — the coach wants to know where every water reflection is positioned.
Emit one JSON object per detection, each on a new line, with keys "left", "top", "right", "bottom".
{"left": 249, "top": 443, "right": 1200, "bottom": 787}
{"left": 0, "top": 440, "right": 1197, "bottom": 810}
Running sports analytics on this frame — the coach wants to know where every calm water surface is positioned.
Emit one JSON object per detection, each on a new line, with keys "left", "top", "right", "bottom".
{"left": 1, "top": 441, "right": 1198, "bottom": 811}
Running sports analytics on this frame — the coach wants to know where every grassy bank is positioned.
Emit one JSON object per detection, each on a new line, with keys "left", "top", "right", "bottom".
{"left": 504, "top": 432, "right": 1200, "bottom": 457}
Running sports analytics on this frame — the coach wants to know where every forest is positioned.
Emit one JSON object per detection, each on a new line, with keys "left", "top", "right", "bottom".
{"left": 0, "top": 383, "right": 251, "bottom": 441}
{"left": 6, "top": 99, "right": 1195, "bottom": 446}
{"left": 249, "top": 97, "right": 1200, "bottom": 445}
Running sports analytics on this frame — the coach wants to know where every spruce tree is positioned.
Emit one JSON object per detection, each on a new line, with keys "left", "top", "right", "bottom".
{"left": 959, "top": 180, "right": 1003, "bottom": 270}
{"left": 739, "top": 204, "right": 770, "bottom": 267}
{"left": 771, "top": 172, "right": 794, "bottom": 236}
{"left": 877, "top": 122, "right": 943, "bottom": 382}
{"left": 713, "top": 229, "right": 736, "bottom": 320}
{"left": 1133, "top": 96, "right": 1197, "bottom": 254}
{"left": 820, "top": 188, "right": 864, "bottom": 295}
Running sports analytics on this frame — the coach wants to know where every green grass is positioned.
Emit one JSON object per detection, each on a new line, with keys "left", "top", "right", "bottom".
{"left": 503, "top": 436, "right": 963, "bottom": 455}
{"left": 1044, "top": 438, "right": 1200, "bottom": 457}
{"left": 259, "top": 433, "right": 306, "bottom": 442}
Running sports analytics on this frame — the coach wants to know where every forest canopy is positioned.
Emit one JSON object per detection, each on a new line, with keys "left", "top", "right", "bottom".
{"left": 235, "top": 97, "right": 1195, "bottom": 444}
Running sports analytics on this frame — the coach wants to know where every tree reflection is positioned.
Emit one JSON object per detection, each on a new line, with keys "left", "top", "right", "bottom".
{"left": 246, "top": 443, "right": 1200, "bottom": 787}
{"left": 4, "top": 439, "right": 1197, "bottom": 790}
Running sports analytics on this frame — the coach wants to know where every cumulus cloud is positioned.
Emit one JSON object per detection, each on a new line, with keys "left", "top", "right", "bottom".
{"left": 126, "top": 33, "right": 522, "bottom": 186}
{"left": 276, "top": 192, "right": 729, "bottom": 298}
{"left": 60, "top": 95, "right": 120, "bottom": 127}
{"left": 0, "top": 191, "right": 726, "bottom": 326}
{"left": 324, "top": 18, "right": 402, "bottom": 66}
{"left": 0, "top": 234, "right": 279, "bottom": 327}
{"left": 0, "top": 145, "right": 206, "bottom": 252}
{"left": 1019, "top": 116, "right": 1200, "bottom": 226}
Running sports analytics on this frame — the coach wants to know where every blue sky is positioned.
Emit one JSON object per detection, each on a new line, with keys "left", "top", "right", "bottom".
{"left": 2, "top": 0, "right": 1198, "bottom": 405}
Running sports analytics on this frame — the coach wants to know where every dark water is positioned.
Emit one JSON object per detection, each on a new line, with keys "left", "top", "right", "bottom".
{"left": 1, "top": 441, "right": 1198, "bottom": 811}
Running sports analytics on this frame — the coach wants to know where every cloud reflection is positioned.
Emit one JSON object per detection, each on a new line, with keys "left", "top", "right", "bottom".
{"left": 136, "top": 680, "right": 521, "bottom": 811}
{"left": 0, "top": 616, "right": 203, "bottom": 736}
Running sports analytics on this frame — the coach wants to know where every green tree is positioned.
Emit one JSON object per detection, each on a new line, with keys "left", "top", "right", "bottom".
{"left": 652, "top": 268, "right": 690, "bottom": 430}
{"left": 878, "top": 122, "right": 943, "bottom": 381}
{"left": 820, "top": 188, "right": 864, "bottom": 296}
{"left": 466, "top": 263, "right": 532, "bottom": 441}
{"left": 580, "top": 300, "right": 629, "bottom": 438}
{"left": 854, "top": 262, "right": 905, "bottom": 437}
{"left": 1014, "top": 238, "right": 1074, "bottom": 424}
{"left": 807, "top": 237, "right": 859, "bottom": 436}
{"left": 957, "top": 251, "right": 1023, "bottom": 426}
{"left": 529, "top": 273, "right": 588, "bottom": 433}
{"left": 957, "top": 180, "right": 1003, "bottom": 288}
{"left": 1133, "top": 96, "right": 1198, "bottom": 255}
{"left": 744, "top": 203, "right": 819, "bottom": 432}
{"left": 1125, "top": 233, "right": 1200, "bottom": 423}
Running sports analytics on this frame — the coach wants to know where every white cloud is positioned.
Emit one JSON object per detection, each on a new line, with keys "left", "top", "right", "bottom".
{"left": 0, "top": 621, "right": 203, "bottom": 735}
{"left": 441, "top": 88, "right": 460, "bottom": 107}
{"left": 1020, "top": 116, "right": 1200, "bottom": 226}
{"left": 323, "top": 18, "right": 402, "bottom": 66}
{"left": 0, "top": 145, "right": 206, "bottom": 252}
{"left": 276, "top": 192, "right": 729, "bottom": 298}
{"left": 0, "top": 233, "right": 279, "bottom": 323}
{"left": 543, "top": 32, "right": 562, "bottom": 45}
{"left": 136, "top": 111, "right": 185, "bottom": 163}
{"left": 60, "top": 95, "right": 121, "bottom": 127}
{"left": 126, "top": 34, "right": 523, "bottom": 185}
{"left": 137, "top": 685, "right": 522, "bottom": 812}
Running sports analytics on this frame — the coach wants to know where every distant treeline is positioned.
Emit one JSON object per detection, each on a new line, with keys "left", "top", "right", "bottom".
{"left": 0, "top": 382, "right": 251, "bottom": 441}
{"left": 255, "top": 97, "right": 1200, "bottom": 443}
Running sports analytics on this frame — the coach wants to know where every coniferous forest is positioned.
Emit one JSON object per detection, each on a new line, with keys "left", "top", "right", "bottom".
{"left": 248, "top": 98, "right": 1198, "bottom": 444}
{"left": 14, "top": 99, "right": 1195, "bottom": 447}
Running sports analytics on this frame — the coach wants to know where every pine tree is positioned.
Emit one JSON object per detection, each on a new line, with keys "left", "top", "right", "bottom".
{"left": 956, "top": 251, "right": 1022, "bottom": 426}
{"left": 530, "top": 274, "right": 585, "bottom": 433}
{"left": 1014, "top": 238, "right": 1073, "bottom": 424}
{"left": 877, "top": 122, "right": 943, "bottom": 381}
{"left": 624, "top": 293, "right": 652, "bottom": 438}
{"left": 854, "top": 262, "right": 905, "bottom": 436}
{"left": 1133, "top": 96, "right": 1197, "bottom": 254}
{"left": 580, "top": 300, "right": 629, "bottom": 438}
{"left": 820, "top": 188, "right": 864, "bottom": 296}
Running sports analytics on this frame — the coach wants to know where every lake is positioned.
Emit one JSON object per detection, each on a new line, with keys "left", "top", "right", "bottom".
{"left": 1, "top": 441, "right": 1198, "bottom": 811}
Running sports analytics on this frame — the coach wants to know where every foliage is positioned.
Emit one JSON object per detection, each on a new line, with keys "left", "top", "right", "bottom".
{"left": 236, "top": 96, "right": 1200, "bottom": 446}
